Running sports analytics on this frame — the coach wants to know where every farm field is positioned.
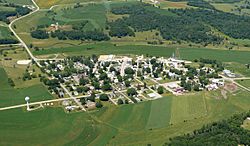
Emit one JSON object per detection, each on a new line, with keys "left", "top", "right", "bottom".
{"left": 0, "top": 68, "right": 53, "bottom": 108}
{"left": 1, "top": 89, "right": 249, "bottom": 146}
{"left": 236, "top": 79, "right": 250, "bottom": 89}
{"left": 3, "top": 0, "right": 33, "bottom": 5}
{"left": 2, "top": 0, "right": 250, "bottom": 145}
{"left": 32, "top": 43, "right": 250, "bottom": 64}
{"left": 0, "top": 26, "right": 16, "bottom": 40}
{"left": 225, "top": 62, "right": 250, "bottom": 77}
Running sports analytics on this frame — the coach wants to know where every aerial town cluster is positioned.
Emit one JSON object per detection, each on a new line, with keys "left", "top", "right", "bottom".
{"left": 36, "top": 54, "right": 230, "bottom": 112}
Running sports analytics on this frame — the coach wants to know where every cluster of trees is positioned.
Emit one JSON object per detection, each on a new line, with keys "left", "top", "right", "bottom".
{"left": 8, "top": 78, "right": 15, "bottom": 87}
{"left": 166, "top": 111, "right": 250, "bottom": 145}
{"left": 171, "top": 8, "right": 250, "bottom": 39}
{"left": 108, "top": 19, "right": 135, "bottom": 37}
{"left": 0, "top": 3, "right": 31, "bottom": 23}
{"left": 0, "top": 39, "right": 18, "bottom": 44}
{"left": 110, "top": 3, "right": 222, "bottom": 44}
{"left": 51, "top": 30, "right": 110, "bottom": 41}
{"left": 31, "top": 29, "right": 110, "bottom": 41}
{"left": 31, "top": 30, "right": 49, "bottom": 39}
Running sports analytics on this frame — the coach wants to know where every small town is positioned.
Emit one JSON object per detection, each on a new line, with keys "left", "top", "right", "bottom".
{"left": 34, "top": 54, "right": 234, "bottom": 112}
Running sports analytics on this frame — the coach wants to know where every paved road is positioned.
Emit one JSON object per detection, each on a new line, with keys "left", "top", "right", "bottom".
{"left": 60, "top": 84, "right": 87, "bottom": 111}
{"left": 0, "top": 95, "right": 88, "bottom": 111}
{"left": 8, "top": 0, "right": 63, "bottom": 65}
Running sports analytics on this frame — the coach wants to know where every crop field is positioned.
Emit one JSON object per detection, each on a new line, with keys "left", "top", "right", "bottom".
{"left": 225, "top": 62, "right": 250, "bottom": 77}
{"left": 32, "top": 43, "right": 176, "bottom": 57}
{"left": 159, "top": 1, "right": 191, "bottom": 9}
{"left": 32, "top": 43, "right": 250, "bottom": 64}
{"left": 0, "top": 88, "right": 249, "bottom": 146}
{"left": 170, "top": 93, "right": 207, "bottom": 124}
{"left": 236, "top": 79, "right": 250, "bottom": 89}
{"left": 180, "top": 47, "right": 250, "bottom": 64}
{"left": 4, "top": 0, "right": 33, "bottom": 5}
{"left": 56, "top": 3, "right": 107, "bottom": 31}
{"left": 0, "top": 68, "right": 53, "bottom": 108}
{"left": 35, "top": 0, "right": 102, "bottom": 9}
{"left": 212, "top": 3, "right": 236, "bottom": 13}
{"left": 0, "top": 26, "right": 16, "bottom": 40}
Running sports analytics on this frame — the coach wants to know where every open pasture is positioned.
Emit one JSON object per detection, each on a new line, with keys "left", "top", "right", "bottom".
{"left": 32, "top": 43, "right": 176, "bottom": 57}
{"left": 0, "top": 68, "right": 53, "bottom": 108}
{"left": 0, "top": 26, "right": 16, "bottom": 40}
{"left": 0, "top": 107, "right": 117, "bottom": 146}
{"left": 0, "top": 88, "right": 250, "bottom": 146}
{"left": 35, "top": 0, "right": 104, "bottom": 9}
{"left": 236, "top": 79, "right": 250, "bottom": 89}
{"left": 3, "top": 0, "right": 33, "bottom": 5}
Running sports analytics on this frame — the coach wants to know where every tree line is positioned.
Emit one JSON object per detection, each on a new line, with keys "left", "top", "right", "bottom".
{"left": 0, "top": 3, "right": 31, "bottom": 23}
{"left": 165, "top": 111, "right": 250, "bottom": 146}
{"left": 110, "top": 3, "right": 222, "bottom": 44}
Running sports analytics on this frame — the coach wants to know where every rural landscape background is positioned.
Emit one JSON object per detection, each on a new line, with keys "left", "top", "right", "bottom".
{"left": 0, "top": 0, "right": 250, "bottom": 145}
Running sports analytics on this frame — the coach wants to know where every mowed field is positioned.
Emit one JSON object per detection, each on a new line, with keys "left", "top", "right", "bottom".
{"left": 0, "top": 88, "right": 249, "bottom": 146}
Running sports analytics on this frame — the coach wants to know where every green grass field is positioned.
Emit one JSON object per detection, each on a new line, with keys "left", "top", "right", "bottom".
{"left": 225, "top": 62, "right": 250, "bottom": 77}
{"left": 0, "top": 68, "right": 53, "bottom": 108}
{"left": 0, "top": 88, "right": 249, "bottom": 145}
{"left": 32, "top": 43, "right": 176, "bottom": 57}
{"left": 32, "top": 43, "right": 250, "bottom": 64}
{"left": 3, "top": 0, "right": 33, "bottom": 5}
{"left": 236, "top": 79, "right": 250, "bottom": 89}
{"left": 0, "top": 26, "right": 16, "bottom": 40}
{"left": 58, "top": 3, "right": 106, "bottom": 31}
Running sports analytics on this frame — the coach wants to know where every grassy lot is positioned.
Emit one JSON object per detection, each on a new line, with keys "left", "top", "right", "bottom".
{"left": 0, "top": 107, "right": 117, "bottom": 146}
{"left": 170, "top": 92, "right": 207, "bottom": 124}
{"left": 4, "top": 0, "right": 33, "bottom": 5}
{"left": 158, "top": 1, "right": 191, "bottom": 9}
{"left": 0, "top": 26, "right": 16, "bottom": 40}
{"left": 33, "top": 43, "right": 250, "bottom": 64}
{"left": 225, "top": 62, "right": 250, "bottom": 77}
{"left": 34, "top": 0, "right": 103, "bottom": 9}
{"left": 236, "top": 79, "right": 250, "bottom": 89}
{"left": 180, "top": 47, "right": 250, "bottom": 64}
{"left": 33, "top": 43, "right": 176, "bottom": 57}
{"left": 211, "top": 3, "right": 236, "bottom": 13}
{"left": 146, "top": 97, "right": 172, "bottom": 129}
{"left": 0, "top": 67, "right": 53, "bottom": 108}
{"left": 57, "top": 3, "right": 107, "bottom": 31}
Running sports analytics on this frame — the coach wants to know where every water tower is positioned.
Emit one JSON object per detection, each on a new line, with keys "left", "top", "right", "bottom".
{"left": 25, "top": 96, "right": 30, "bottom": 111}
